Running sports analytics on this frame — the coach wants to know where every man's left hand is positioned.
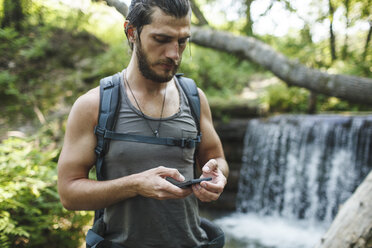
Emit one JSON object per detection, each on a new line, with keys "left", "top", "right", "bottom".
{"left": 192, "top": 159, "right": 227, "bottom": 202}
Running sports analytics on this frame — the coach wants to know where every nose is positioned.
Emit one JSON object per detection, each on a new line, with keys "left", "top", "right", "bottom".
{"left": 165, "top": 42, "right": 180, "bottom": 62}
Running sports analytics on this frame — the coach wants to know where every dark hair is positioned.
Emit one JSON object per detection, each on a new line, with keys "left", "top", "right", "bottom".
{"left": 125, "top": 0, "right": 191, "bottom": 49}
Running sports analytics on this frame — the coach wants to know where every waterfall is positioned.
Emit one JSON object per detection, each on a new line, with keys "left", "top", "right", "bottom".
{"left": 236, "top": 114, "right": 372, "bottom": 225}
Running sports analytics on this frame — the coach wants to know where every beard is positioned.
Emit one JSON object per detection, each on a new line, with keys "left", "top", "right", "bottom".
{"left": 135, "top": 41, "right": 181, "bottom": 83}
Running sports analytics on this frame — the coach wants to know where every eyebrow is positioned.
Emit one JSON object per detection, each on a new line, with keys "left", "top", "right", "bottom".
{"left": 152, "top": 33, "right": 191, "bottom": 40}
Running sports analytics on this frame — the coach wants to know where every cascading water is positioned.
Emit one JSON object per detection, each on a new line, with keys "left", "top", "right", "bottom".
{"left": 236, "top": 115, "right": 372, "bottom": 224}
{"left": 216, "top": 114, "right": 372, "bottom": 248}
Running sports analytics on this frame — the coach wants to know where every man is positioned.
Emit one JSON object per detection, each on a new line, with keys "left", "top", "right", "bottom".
{"left": 58, "top": 0, "right": 229, "bottom": 247}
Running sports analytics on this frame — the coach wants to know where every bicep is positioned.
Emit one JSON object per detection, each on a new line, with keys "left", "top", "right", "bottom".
{"left": 196, "top": 89, "right": 225, "bottom": 167}
{"left": 58, "top": 95, "right": 98, "bottom": 186}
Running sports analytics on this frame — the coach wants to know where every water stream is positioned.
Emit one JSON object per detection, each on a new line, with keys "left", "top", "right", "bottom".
{"left": 216, "top": 114, "right": 372, "bottom": 248}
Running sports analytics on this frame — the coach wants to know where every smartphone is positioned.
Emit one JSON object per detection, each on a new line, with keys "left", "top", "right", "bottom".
{"left": 166, "top": 177, "right": 212, "bottom": 189}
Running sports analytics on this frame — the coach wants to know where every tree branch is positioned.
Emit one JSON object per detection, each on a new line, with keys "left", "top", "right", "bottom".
{"left": 103, "top": 0, "right": 128, "bottom": 17}
{"left": 189, "top": 0, "right": 209, "bottom": 26}
{"left": 190, "top": 27, "right": 372, "bottom": 105}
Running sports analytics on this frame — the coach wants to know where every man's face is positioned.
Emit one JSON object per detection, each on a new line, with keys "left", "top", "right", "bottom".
{"left": 134, "top": 7, "right": 191, "bottom": 83}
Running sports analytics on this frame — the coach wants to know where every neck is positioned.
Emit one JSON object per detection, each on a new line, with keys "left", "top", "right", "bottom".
{"left": 126, "top": 57, "right": 171, "bottom": 94}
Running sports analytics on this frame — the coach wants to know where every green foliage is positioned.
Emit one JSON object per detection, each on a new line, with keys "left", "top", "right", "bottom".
{"left": 0, "top": 70, "right": 18, "bottom": 96}
{"left": 87, "top": 41, "right": 130, "bottom": 81}
{"left": 0, "top": 3, "right": 107, "bottom": 125}
{"left": 0, "top": 127, "right": 92, "bottom": 248}
{"left": 261, "top": 81, "right": 371, "bottom": 113}
{"left": 19, "top": 36, "right": 51, "bottom": 60}
{"left": 261, "top": 82, "right": 310, "bottom": 113}
{"left": 180, "top": 45, "right": 259, "bottom": 96}
{"left": 262, "top": 25, "right": 371, "bottom": 78}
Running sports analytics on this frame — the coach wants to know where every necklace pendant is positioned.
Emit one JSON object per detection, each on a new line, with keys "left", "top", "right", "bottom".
{"left": 154, "top": 130, "right": 159, "bottom": 137}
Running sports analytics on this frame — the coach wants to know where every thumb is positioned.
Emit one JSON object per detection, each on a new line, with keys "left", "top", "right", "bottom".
{"left": 202, "top": 159, "right": 218, "bottom": 173}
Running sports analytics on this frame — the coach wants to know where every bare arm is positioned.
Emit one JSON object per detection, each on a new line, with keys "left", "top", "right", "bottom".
{"left": 57, "top": 88, "right": 190, "bottom": 211}
{"left": 192, "top": 88, "right": 229, "bottom": 202}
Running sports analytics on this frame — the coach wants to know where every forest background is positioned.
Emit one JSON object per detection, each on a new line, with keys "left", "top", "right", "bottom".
{"left": 0, "top": 0, "right": 370, "bottom": 247}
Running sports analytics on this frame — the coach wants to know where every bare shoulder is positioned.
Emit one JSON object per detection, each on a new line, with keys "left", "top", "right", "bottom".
{"left": 68, "top": 87, "right": 100, "bottom": 128}
{"left": 71, "top": 87, "right": 99, "bottom": 116}
{"left": 197, "top": 87, "right": 207, "bottom": 100}
{"left": 74, "top": 87, "right": 100, "bottom": 113}
{"left": 197, "top": 88, "right": 212, "bottom": 118}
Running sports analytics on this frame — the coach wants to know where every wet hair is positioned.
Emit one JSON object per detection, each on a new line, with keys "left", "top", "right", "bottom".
{"left": 125, "top": 0, "right": 191, "bottom": 50}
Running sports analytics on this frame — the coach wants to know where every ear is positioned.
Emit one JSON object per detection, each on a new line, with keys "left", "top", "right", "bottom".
{"left": 124, "top": 20, "right": 136, "bottom": 42}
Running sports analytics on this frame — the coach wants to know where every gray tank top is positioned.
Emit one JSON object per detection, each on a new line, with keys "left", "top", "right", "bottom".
{"left": 101, "top": 71, "right": 209, "bottom": 247}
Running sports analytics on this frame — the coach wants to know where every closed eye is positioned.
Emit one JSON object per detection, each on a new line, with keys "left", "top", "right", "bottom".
{"left": 154, "top": 36, "right": 171, "bottom": 43}
{"left": 153, "top": 35, "right": 190, "bottom": 46}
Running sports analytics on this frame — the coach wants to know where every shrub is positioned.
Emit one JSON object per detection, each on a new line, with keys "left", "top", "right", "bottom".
{"left": 0, "top": 127, "right": 92, "bottom": 248}
{"left": 261, "top": 82, "right": 310, "bottom": 113}
{"left": 180, "top": 45, "right": 258, "bottom": 96}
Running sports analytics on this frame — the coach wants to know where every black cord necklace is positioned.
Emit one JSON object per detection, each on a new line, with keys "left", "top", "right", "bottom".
{"left": 124, "top": 72, "right": 167, "bottom": 137}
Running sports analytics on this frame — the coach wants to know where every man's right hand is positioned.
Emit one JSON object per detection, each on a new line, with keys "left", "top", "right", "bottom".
{"left": 134, "top": 166, "right": 192, "bottom": 200}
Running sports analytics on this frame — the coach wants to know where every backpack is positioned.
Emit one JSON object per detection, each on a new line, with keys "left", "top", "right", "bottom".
{"left": 86, "top": 72, "right": 225, "bottom": 248}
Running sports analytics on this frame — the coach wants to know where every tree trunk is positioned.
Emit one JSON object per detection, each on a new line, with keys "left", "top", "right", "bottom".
{"left": 363, "top": 21, "right": 372, "bottom": 62}
{"left": 102, "top": 0, "right": 128, "bottom": 17}
{"left": 307, "top": 91, "right": 317, "bottom": 114}
{"left": 1, "top": 0, "right": 24, "bottom": 30}
{"left": 103, "top": 0, "right": 372, "bottom": 106}
{"left": 190, "top": 26, "right": 372, "bottom": 105}
{"left": 329, "top": 0, "right": 337, "bottom": 61}
{"left": 341, "top": 0, "right": 350, "bottom": 59}
{"left": 315, "top": 170, "right": 372, "bottom": 248}
{"left": 243, "top": 0, "right": 254, "bottom": 36}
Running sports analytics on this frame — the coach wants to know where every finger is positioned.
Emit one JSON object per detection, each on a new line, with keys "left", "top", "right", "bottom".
{"left": 193, "top": 187, "right": 218, "bottom": 202}
{"left": 202, "top": 159, "right": 218, "bottom": 174}
{"left": 161, "top": 186, "right": 192, "bottom": 199}
{"left": 199, "top": 181, "right": 222, "bottom": 194}
{"left": 157, "top": 166, "right": 185, "bottom": 181}
{"left": 154, "top": 191, "right": 184, "bottom": 200}
{"left": 150, "top": 183, "right": 192, "bottom": 200}
{"left": 175, "top": 188, "right": 193, "bottom": 198}
{"left": 192, "top": 184, "right": 219, "bottom": 202}
{"left": 192, "top": 184, "right": 208, "bottom": 202}
{"left": 162, "top": 178, "right": 193, "bottom": 195}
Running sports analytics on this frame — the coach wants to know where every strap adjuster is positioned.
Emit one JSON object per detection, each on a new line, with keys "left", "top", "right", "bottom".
{"left": 94, "top": 146, "right": 104, "bottom": 157}
{"left": 102, "top": 80, "right": 114, "bottom": 90}
{"left": 181, "top": 138, "right": 187, "bottom": 148}
{"left": 174, "top": 138, "right": 195, "bottom": 148}
{"left": 94, "top": 126, "right": 106, "bottom": 137}
{"left": 196, "top": 133, "right": 202, "bottom": 143}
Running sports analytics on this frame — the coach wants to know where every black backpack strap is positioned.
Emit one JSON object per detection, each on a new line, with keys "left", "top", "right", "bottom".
{"left": 93, "top": 73, "right": 121, "bottom": 224}
{"left": 94, "top": 73, "right": 121, "bottom": 181}
{"left": 176, "top": 74, "right": 202, "bottom": 178}
{"left": 176, "top": 74, "right": 201, "bottom": 134}
{"left": 103, "top": 131, "right": 199, "bottom": 148}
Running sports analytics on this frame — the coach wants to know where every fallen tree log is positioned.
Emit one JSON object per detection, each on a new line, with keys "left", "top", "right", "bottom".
{"left": 190, "top": 27, "right": 372, "bottom": 105}
{"left": 315, "top": 170, "right": 372, "bottom": 248}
